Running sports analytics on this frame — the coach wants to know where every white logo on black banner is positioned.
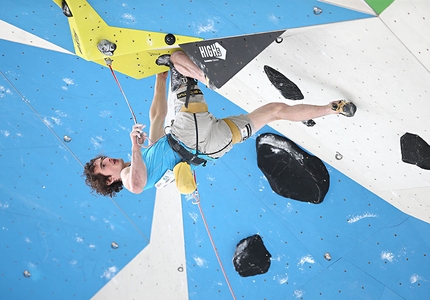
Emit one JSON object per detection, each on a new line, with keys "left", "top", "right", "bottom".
{"left": 198, "top": 42, "right": 227, "bottom": 62}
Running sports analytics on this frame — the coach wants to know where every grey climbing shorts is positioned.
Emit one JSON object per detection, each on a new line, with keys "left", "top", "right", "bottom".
{"left": 171, "top": 84, "right": 255, "bottom": 158}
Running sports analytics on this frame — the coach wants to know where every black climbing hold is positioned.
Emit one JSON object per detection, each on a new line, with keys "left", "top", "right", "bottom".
{"left": 165, "top": 34, "right": 176, "bottom": 45}
{"left": 62, "top": 0, "right": 73, "bottom": 17}
{"left": 400, "top": 132, "right": 430, "bottom": 170}
{"left": 302, "top": 119, "right": 316, "bottom": 127}
{"left": 256, "top": 133, "right": 329, "bottom": 203}
{"left": 233, "top": 234, "right": 271, "bottom": 277}
{"left": 264, "top": 65, "right": 304, "bottom": 100}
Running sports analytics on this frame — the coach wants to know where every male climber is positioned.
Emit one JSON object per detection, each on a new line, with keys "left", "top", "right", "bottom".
{"left": 83, "top": 50, "right": 356, "bottom": 197}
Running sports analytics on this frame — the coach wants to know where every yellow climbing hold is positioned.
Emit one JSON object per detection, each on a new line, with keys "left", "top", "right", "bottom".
{"left": 53, "top": 0, "right": 202, "bottom": 79}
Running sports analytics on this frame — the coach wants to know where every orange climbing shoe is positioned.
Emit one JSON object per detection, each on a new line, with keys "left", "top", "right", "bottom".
{"left": 331, "top": 100, "right": 357, "bottom": 117}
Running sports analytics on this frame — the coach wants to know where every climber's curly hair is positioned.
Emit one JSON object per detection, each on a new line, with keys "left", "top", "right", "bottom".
{"left": 83, "top": 155, "right": 123, "bottom": 197}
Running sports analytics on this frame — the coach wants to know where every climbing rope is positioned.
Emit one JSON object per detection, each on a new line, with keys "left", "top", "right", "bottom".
{"left": 104, "top": 58, "right": 150, "bottom": 147}
{"left": 192, "top": 171, "right": 237, "bottom": 300}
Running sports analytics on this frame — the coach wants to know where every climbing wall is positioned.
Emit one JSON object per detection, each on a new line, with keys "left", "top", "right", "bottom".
{"left": 220, "top": 18, "right": 430, "bottom": 224}
{"left": 1, "top": 0, "right": 430, "bottom": 300}
{"left": 0, "top": 39, "right": 159, "bottom": 298}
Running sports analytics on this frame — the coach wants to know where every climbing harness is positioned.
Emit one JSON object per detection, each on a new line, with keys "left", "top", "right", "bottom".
{"left": 104, "top": 58, "right": 149, "bottom": 147}
{"left": 167, "top": 134, "right": 207, "bottom": 166}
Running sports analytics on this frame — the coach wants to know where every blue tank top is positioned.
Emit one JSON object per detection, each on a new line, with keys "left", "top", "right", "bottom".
{"left": 141, "top": 135, "right": 182, "bottom": 190}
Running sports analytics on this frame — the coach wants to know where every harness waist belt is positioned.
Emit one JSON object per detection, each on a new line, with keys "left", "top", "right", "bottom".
{"left": 167, "top": 134, "right": 207, "bottom": 166}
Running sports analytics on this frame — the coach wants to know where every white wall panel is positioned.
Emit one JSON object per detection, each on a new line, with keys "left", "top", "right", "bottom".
{"left": 219, "top": 18, "right": 430, "bottom": 223}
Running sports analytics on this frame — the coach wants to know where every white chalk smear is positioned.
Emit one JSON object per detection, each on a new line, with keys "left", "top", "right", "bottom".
{"left": 196, "top": 19, "right": 216, "bottom": 34}
{"left": 272, "top": 255, "right": 282, "bottom": 262}
{"left": 43, "top": 117, "right": 53, "bottom": 128}
{"left": 0, "top": 202, "right": 10, "bottom": 209}
{"left": 193, "top": 256, "right": 208, "bottom": 268}
{"left": 271, "top": 147, "right": 282, "bottom": 154}
{"left": 0, "top": 85, "right": 12, "bottom": 97}
{"left": 298, "top": 255, "right": 315, "bottom": 270}
{"left": 380, "top": 251, "right": 394, "bottom": 262}
{"left": 259, "top": 180, "right": 265, "bottom": 192}
{"left": 99, "top": 110, "right": 111, "bottom": 118}
{"left": 347, "top": 212, "right": 378, "bottom": 224}
{"left": 122, "top": 13, "right": 135, "bottom": 21}
{"left": 51, "top": 117, "right": 61, "bottom": 125}
{"left": 259, "top": 134, "right": 304, "bottom": 164}
{"left": 101, "top": 266, "right": 118, "bottom": 279}
{"left": 294, "top": 290, "right": 304, "bottom": 298}
{"left": 63, "top": 78, "right": 74, "bottom": 85}
{"left": 62, "top": 78, "right": 74, "bottom": 90}
{"left": 410, "top": 274, "right": 428, "bottom": 284}
{"left": 55, "top": 110, "right": 68, "bottom": 117}
{"left": 91, "top": 136, "right": 104, "bottom": 150}
{"left": 283, "top": 202, "right": 293, "bottom": 213}
{"left": 184, "top": 193, "right": 194, "bottom": 202}
{"left": 1, "top": 130, "right": 10, "bottom": 137}
{"left": 189, "top": 212, "right": 199, "bottom": 222}
{"left": 275, "top": 274, "right": 288, "bottom": 284}
{"left": 268, "top": 14, "right": 279, "bottom": 24}
{"left": 41, "top": 116, "right": 62, "bottom": 127}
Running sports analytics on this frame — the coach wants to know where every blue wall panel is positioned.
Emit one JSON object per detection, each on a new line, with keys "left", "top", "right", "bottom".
{"left": 0, "top": 35, "right": 156, "bottom": 299}
{"left": 2, "top": 0, "right": 430, "bottom": 299}
{"left": 0, "top": 0, "right": 373, "bottom": 55}
{"left": 344, "top": 215, "right": 430, "bottom": 299}
{"left": 87, "top": 0, "right": 374, "bottom": 40}
{"left": 300, "top": 258, "right": 387, "bottom": 298}
{"left": 181, "top": 96, "right": 429, "bottom": 299}
{"left": 1, "top": 211, "right": 146, "bottom": 298}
